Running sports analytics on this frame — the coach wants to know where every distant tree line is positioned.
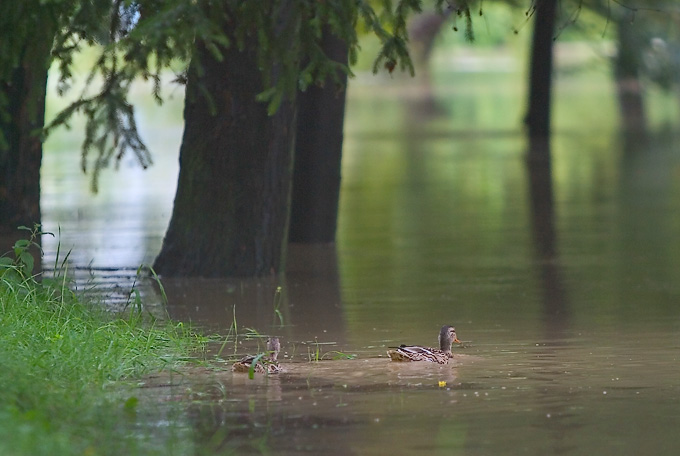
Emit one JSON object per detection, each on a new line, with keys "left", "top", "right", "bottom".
{"left": 0, "top": 0, "right": 676, "bottom": 277}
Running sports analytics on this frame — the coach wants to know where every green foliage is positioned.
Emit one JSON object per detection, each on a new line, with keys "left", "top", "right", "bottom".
{"left": 359, "top": 0, "right": 421, "bottom": 75}
{"left": 304, "top": 337, "right": 355, "bottom": 362}
{"left": 45, "top": 0, "right": 225, "bottom": 192}
{"left": 247, "top": 352, "right": 267, "bottom": 379}
{"left": 0, "top": 224, "right": 50, "bottom": 282}
{"left": 4, "top": 0, "right": 679, "bottom": 192}
{"left": 319, "top": 350, "right": 357, "bottom": 361}
{"left": 3, "top": 0, "right": 431, "bottom": 190}
{"left": 435, "top": 0, "right": 475, "bottom": 42}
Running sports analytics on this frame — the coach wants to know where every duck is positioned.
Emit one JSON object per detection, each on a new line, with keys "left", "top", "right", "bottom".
{"left": 232, "top": 337, "right": 282, "bottom": 374}
{"left": 387, "top": 325, "right": 461, "bottom": 364}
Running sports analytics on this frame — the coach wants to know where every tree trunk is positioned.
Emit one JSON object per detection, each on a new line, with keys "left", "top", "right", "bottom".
{"left": 289, "top": 31, "right": 348, "bottom": 243}
{"left": 614, "top": 17, "right": 647, "bottom": 132}
{"left": 0, "top": 23, "right": 53, "bottom": 236}
{"left": 408, "top": 9, "right": 452, "bottom": 66}
{"left": 524, "top": 1, "right": 565, "bottom": 326}
{"left": 154, "top": 19, "right": 297, "bottom": 277}
{"left": 525, "top": 0, "right": 558, "bottom": 151}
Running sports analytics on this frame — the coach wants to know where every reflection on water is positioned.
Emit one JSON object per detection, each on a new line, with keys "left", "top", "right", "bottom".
{"left": 40, "top": 69, "right": 680, "bottom": 454}
{"left": 140, "top": 330, "right": 678, "bottom": 456}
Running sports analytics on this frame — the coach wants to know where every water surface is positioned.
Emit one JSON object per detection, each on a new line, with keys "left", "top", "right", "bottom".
{"left": 41, "top": 59, "right": 680, "bottom": 454}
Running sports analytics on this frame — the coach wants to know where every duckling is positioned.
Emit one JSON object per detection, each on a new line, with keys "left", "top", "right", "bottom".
{"left": 232, "top": 337, "right": 282, "bottom": 374}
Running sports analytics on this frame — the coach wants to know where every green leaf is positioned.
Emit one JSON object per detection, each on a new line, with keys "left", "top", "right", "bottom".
{"left": 255, "top": 87, "right": 277, "bottom": 103}
{"left": 13, "top": 239, "right": 30, "bottom": 251}
{"left": 19, "top": 252, "right": 34, "bottom": 276}
{"left": 14, "top": 239, "right": 31, "bottom": 258}
{"left": 266, "top": 91, "right": 283, "bottom": 116}
{"left": 248, "top": 353, "right": 265, "bottom": 379}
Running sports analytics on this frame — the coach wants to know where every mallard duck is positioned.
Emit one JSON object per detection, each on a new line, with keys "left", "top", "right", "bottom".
{"left": 387, "top": 325, "right": 461, "bottom": 364}
{"left": 232, "top": 337, "right": 282, "bottom": 374}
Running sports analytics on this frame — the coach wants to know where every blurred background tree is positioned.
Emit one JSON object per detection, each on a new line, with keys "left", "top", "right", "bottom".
{"left": 1, "top": 0, "right": 677, "bottom": 276}
{"left": 0, "top": 0, "right": 424, "bottom": 275}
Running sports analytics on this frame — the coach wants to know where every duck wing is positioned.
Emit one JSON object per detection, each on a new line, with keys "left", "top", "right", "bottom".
{"left": 387, "top": 345, "right": 448, "bottom": 363}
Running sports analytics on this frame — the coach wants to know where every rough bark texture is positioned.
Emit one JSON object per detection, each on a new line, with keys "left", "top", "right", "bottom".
{"left": 614, "top": 18, "right": 647, "bottom": 132}
{"left": 289, "top": 31, "right": 348, "bottom": 243}
{"left": 525, "top": 0, "right": 557, "bottom": 149}
{"left": 154, "top": 25, "right": 297, "bottom": 277}
{"left": 0, "top": 30, "right": 52, "bottom": 236}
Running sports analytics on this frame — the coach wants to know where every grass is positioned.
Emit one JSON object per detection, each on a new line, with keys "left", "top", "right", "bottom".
{"left": 0, "top": 227, "right": 209, "bottom": 455}
{"left": 0, "top": 227, "right": 358, "bottom": 455}
{"left": 304, "top": 337, "right": 356, "bottom": 362}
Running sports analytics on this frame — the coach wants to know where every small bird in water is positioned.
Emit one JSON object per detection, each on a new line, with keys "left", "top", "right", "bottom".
{"left": 232, "top": 337, "right": 282, "bottom": 374}
{"left": 387, "top": 325, "right": 461, "bottom": 364}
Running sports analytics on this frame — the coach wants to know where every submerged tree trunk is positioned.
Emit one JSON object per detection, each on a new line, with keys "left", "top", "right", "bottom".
{"left": 0, "top": 23, "right": 53, "bottom": 235}
{"left": 154, "top": 17, "right": 298, "bottom": 277}
{"left": 525, "top": 0, "right": 557, "bottom": 152}
{"left": 614, "top": 17, "right": 647, "bottom": 132}
{"left": 524, "top": 0, "right": 565, "bottom": 326}
{"left": 289, "top": 31, "right": 348, "bottom": 243}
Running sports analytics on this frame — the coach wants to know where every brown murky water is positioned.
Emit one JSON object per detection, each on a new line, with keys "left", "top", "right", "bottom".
{"left": 41, "top": 67, "right": 680, "bottom": 454}
{"left": 133, "top": 316, "right": 679, "bottom": 455}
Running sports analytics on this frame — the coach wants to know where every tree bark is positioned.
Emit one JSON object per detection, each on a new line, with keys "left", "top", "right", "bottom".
{"left": 0, "top": 21, "right": 54, "bottom": 235}
{"left": 289, "top": 31, "right": 348, "bottom": 243}
{"left": 154, "top": 18, "right": 297, "bottom": 277}
{"left": 525, "top": 0, "right": 558, "bottom": 150}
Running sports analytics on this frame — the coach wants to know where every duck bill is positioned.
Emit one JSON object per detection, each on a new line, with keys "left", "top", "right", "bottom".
{"left": 453, "top": 337, "right": 461, "bottom": 344}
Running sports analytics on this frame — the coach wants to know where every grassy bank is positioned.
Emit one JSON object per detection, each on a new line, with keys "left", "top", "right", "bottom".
{"left": 0, "top": 229, "right": 207, "bottom": 455}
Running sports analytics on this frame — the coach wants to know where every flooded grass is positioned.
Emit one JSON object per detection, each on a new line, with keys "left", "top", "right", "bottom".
{"left": 0, "top": 237, "right": 210, "bottom": 456}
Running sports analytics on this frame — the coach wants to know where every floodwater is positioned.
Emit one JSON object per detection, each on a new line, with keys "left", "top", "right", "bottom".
{"left": 40, "top": 55, "right": 680, "bottom": 455}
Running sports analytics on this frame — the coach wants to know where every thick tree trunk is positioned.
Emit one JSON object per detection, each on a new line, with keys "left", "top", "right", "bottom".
{"left": 0, "top": 30, "right": 53, "bottom": 235}
{"left": 525, "top": 0, "right": 557, "bottom": 151}
{"left": 614, "top": 18, "right": 647, "bottom": 132}
{"left": 289, "top": 31, "right": 348, "bottom": 243}
{"left": 154, "top": 22, "right": 297, "bottom": 277}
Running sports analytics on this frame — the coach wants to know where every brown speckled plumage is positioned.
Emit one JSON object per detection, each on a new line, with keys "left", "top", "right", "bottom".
{"left": 387, "top": 325, "right": 460, "bottom": 364}
{"left": 232, "top": 337, "right": 282, "bottom": 373}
